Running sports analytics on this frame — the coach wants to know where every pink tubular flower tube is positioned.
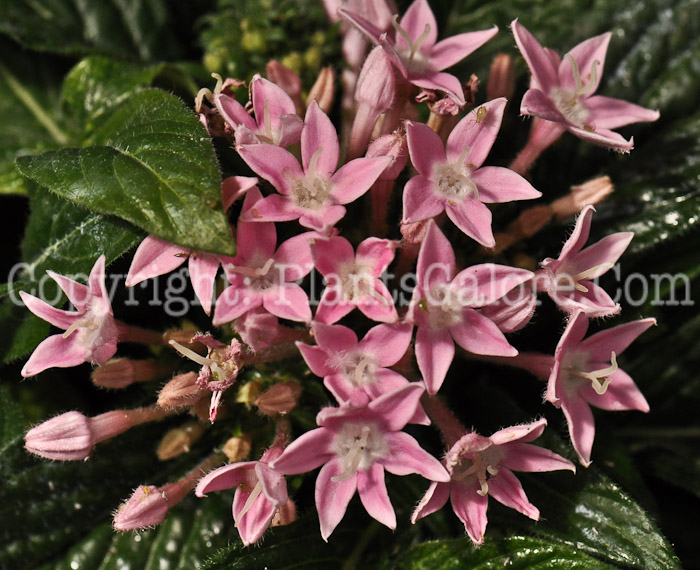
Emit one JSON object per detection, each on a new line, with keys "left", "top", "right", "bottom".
{"left": 548, "top": 310, "right": 655, "bottom": 466}
{"left": 270, "top": 384, "right": 449, "bottom": 541}
{"left": 511, "top": 20, "right": 659, "bottom": 152}
{"left": 20, "top": 255, "right": 118, "bottom": 377}
{"left": 412, "top": 418, "right": 575, "bottom": 545}
{"left": 402, "top": 99, "right": 541, "bottom": 248}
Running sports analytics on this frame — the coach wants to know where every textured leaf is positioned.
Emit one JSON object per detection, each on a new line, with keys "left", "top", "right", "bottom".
{"left": 0, "top": 385, "right": 24, "bottom": 460}
{"left": 16, "top": 89, "right": 235, "bottom": 256}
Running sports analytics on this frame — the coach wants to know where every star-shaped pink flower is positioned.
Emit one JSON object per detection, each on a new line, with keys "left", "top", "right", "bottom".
{"left": 238, "top": 101, "right": 390, "bottom": 232}
{"left": 412, "top": 418, "right": 574, "bottom": 545}
{"left": 549, "top": 310, "right": 655, "bottom": 466}
{"left": 341, "top": 0, "right": 497, "bottom": 105}
{"left": 20, "top": 255, "right": 118, "bottom": 377}
{"left": 402, "top": 99, "right": 541, "bottom": 247}
{"left": 407, "top": 222, "right": 533, "bottom": 394}
{"left": 512, "top": 20, "right": 659, "bottom": 151}
{"left": 270, "top": 384, "right": 449, "bottom": 541}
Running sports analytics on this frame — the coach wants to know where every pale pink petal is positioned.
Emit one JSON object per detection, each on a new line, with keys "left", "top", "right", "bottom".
{"left": 415, "top": 327, "right": 455, "bottom": 395}
{"left": 511, "top": 20, "right": 558, "bottom": 94}
{"left": 382, "top": 431, "right": 450, "bottom": 481}
{"left": 274, "top": 233, "right": 315, "bottom": 281}
{"left": 302, "top": 101, "right": 339, "bottom": 178}
{"left": 338, "top": 7, "right": 384, "bottom": 43}
{"left": 446, "top": 199, "right": 495, "bottom": 248}
{"left": 88, "top": 255, "right": 109, "bottom": 304}
{"left": 520, "top": 88, "right": 566, "bottom": 122}
{"left": 215, "top": 94, "right": 256, "bottom": 130}
{"left": 480, "top": 286, "right": 537, "bottom": 333}
{"left": 240, "top": 194, "right": 301, "bottom": 223}
{"left": 233, "top": 485, "right": 276, "bottom": 545}
{"left": 430, "top": 27, "right": 499, "bottom": 70}
{"left": 310, "top": 236, "right": 355, "bottom": 277}
{"left": 212, "top": 284, "right": 263, "bottom": 325}
{"left": 360, "top": 322, "right": 413, "bottom": 367}
{"left": 369, "top": 383, "right": 425, "bottom": 431}
{"left": 331, "top": 157, "right": 391, "bottom": 204}
{"left": 251, "top": 75, "right": 298, "bottom": 129}
{"left": 560, "top": 393, "right": 596, "bottom": 467}
{"left": 237, "top": 220, "right": 277, "bottom": 266}
{"left": 356, "top": 238, "right": 397, "bottom": 276}
{"left": 276, "top": 114, "right": 305, "bottom": 147}
{"left": 567, "top": 125, "right": 634, "bottom": 152}
{"left": 189, "top": 253, "right": 220, "bottom": 315}
{"left": 236, "top": 144, "right": 303, "bottom": 195}
{"left": 297, "top": 342, "right": 335, "bottom": 377}
{"left": 559, "top": 32, "right": 611, "bottom": 93}
{"left": 125, "top": 236, "right": 187, "bottom": 287}
{"left": 20, "top": 292, "right": 77, "bottom": 330}
{"left": 357, "top": 282, "right": 397, "bottom": 323}
{"left": 451, "top": 480, "right": 488, "bottom": 545}
{"left": 314, "top": 321, "right": 359, "bottom": 352}
{"left": 195, "top": 463, "right": 255, "bottom": 495}
{"left": 411, "top": 481, "right": 450, "bottom": 522}
{"left": 580, "top": 369, "right": 649, "bottom": 412}
{"left": 256, "top": 462, "right": 288, "bottom": 505}
{"left": 263, "top": 284, "right": 312, "bottom": 322}
{"left": 446, "top": 98, "right": 506, "bottom": 168}
{"left": 581, "top": 317, "right": 655, "bottom": 361}
{"left": 417, "top": 221, "right": 456, "bottom": 287}
{"left": 488, "top": 468, "right": 540, "bottom": 520}
{"left": 500, "top": 443, "right": 576, "bottom": 472}
{"left": 555, "top": 310, "right": 590, "bottom": 356}
{"left": 584, "top": 95, "right": 660, "bottom": 129}
{"left": 559, "top": 205, "right": 594, "bottom": 260}
{"left": 490, "top": 418, "right": 548, "bottom": 445}
{"left": 471, "top": 166, "right": 541, "bottom": 203}
{"left": 44, "top": 271, "right": 90, "bottom": 311}
{"left": 221, "top": 175, "right": 259, "bottom": 211}
{"left": 271, "top": 428, "right": 334, "bottom": 475}
{"left": 452, "top": 264, "right": 533, "bottom": 307}
{"left": 316, "top": 460, "right": 358, "bottom": 541}
{"left": 397, "top": 0, "right": 438, "bottom": 51}
{"left": 314, "top": 289, "right": 355, "bottom": 324}
{"left": 369, "top": 369, "right": 411, "bottom": 399}
{"left": 406, "top": 121, "right": 447, "bottom": 178}
{"left": 21, "top": 334, "right": 89, "bottom": 377}
{"left": 402, "top": 175, "right": 445, "bottom": 224}
{"left": 299, "top": 205, "right": 347, "bottom": 231}
{"left": 551, "top": 284, "right": 619, "bottom": 318}
{"left": 410, "top": 70, "right": 465, "bottom": 106}
{"left": 570, "top": 232, "right": 633, "bottom": 278}
{"left": 450, "top": 309, "right": 518, "bottom": 357}
{"left": 357, "top": 463, "right": 396, "bottom": 529}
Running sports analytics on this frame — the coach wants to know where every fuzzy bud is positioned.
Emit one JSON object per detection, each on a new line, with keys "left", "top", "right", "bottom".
{"left": 157, "top": 372, "right": 203, "bottom": 409}
{"left": 113, "top": 485, "right": 169, "bottom": 531}
{"left": 271, "top": 499, "right": 298, "bottom": 527}
{"left": 92, "top": 358, "right": 168, "bottom": 389}
{"left": 306, "top": 66, "right": 335, "bottom": 114}
{"left": 486, "top": 54, "right": 515, "bottom": 101}
{"left": 551, "top": 176, "right": 614, "bottom": 220}
{"left": 266, "top": 60, "right": 303, "bottom": 112}
{"left": 163, "top": 329, "right": 203, "bottom": 348}
{"left": 236, "top": 380, "right": 262, "bottom": 405}
{"left": 156, "top": 421, "right": 206, "bottom": 460}
{"left": 366, "top": 132, "right": 407, "bottom": 182}
{"left": 24, "top": 411, "right": 93, "bottom": 461}
{"left": 355, "top": 47, "right": 395, "bottom": 112}
{"left": 222, "top": 434, "right": 252, "bottom": 463}
{"left": 254, "top": 383, "right": 303, "bottom": 416}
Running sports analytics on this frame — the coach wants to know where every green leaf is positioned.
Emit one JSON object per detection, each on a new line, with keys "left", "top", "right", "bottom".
{"left": 0, "top": 385, "right": 24, "bottom": 460}
{"left": 387, "top": 536, "right": 612, "bottom": 569}
{"left": 16, "top": 89, "right": 235, "bottom": 256}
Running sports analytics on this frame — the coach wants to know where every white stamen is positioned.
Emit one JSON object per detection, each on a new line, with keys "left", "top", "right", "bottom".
{"left": 572, "top": 351, "right": 618, "bottom": 395}
{"left": 307, "top": 147, "right": 323, "bottom": 179}
{"left": 332, "top": 425, "right": 372, "bottom": 482}
{"left": 62, "top": 317, "right": 97, "bottom": 339}
{"left": 168, "top": 340, "right": 226, "bottom": 381}
{"left": 234, "top": 480, "right": 263, "bottom": 525}
{"left": 565, "top": 55, "right": 600, "bottom": 97}
{"left": 264, "top": 99, "right": 272, "bottom": 141}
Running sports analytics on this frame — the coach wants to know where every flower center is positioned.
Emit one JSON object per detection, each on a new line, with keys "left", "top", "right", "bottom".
{"left": 228, "top": 257, "right": 279, "bottom": 291}
{"left": 330, "top": 351, "right": 380, "bottom": 388}
{"left": 554, "top": 262, "right": 614, "bottom": 293}
{"left": 549, "top": 55, "right": 600, "bottom": 129}
{"left": 391, "top": 15, "right": 431, "bottom": 74}
{"left": 293, "top": 147, "right": 332, "bottom": 211}
{"left": 452, "top": 452, "right": 500, "bottom": 496}
{"left": 419, "top": 284, "right": 463, "bottom": 330}
{"left": 562, "top": 349, "right": 618, "bottom": 395}
{"left": 332, "top": 422, "right": 388, "bottom": 481}
{"left": 432, "top": 147, "right": 478, "bottom": 202}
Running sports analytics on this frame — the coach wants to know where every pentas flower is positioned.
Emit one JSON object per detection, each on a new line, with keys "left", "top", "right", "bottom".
{"left": 512, "top": 20, "right": 660, "bottom": 151}
{"left": 407, "top": 222, "right": 533, "bottom": 394}
{"left": 548, "top": 310, "right": 655, "bottom": 466}
{"left": 215, "top": 73, "right": 303, "bottom": 146}
{"left": 341, "top": 0, "right": 497, "bottom": 105}
{"left": 213, "top": 188, "right": 315, "bottom": 325}
{"left": 297, "top": 321, "right": 429, "bottom": 424}
{"left": 412, "top": 419, "right": 575, "bottom": 545}
{"left": 20, "top": 255, "right": 118, "bottom": 377}
{"left": 270, "top": 384, "right": 449, "bottom": 541}
{"left": 311, "top": 235, "right": 398, "bottom": 323}
{"left": 402, "top": 99, "right": 541, "bottom": 247}
{"left": 238, "top": 101, "right": 390, "bottom": 232}
{"left": 126, "top": 176, "right": 258, "bottom": 314}
{"left": 196, "top": 445, "right": 288, "bottom": 546}
{"left": 536, "top": 205, "right": 632, "bottom": 317}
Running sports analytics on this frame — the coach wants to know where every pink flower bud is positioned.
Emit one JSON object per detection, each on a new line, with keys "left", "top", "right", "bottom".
{"left": 113, "top": 485, "right": 169, "bottom": 531}
{"left": 222, "top": 434, "right": 252, "bottom": 462}
{"left": 271, "top": 498, "right": 297, "bottom": 527}
{"left": 355, "top": 46, "right": 395, "bottom": 112}
{"left": 24, "top": 411, "right": 93, "bottom": 461}
{"left": 91, "top": 358, "right": 168, "bottom": 389}
{"left": 486, "top": 54, "right": 515, "bottom": 101}
{"left": 254, "top": 383, "right": 303, "bottom": 416}
{"left": 156, "top": 421, "right": 206, "bottom": 460}
{"left": 551, "top": 176, "right": 614, "bottom": 221}
{"left": 306, "top": 67, "right": 335, "bottom": 114}
{"left": 157, "top": 372, "right": 203, "bottom": 409}
{"left": 366, "top": 132, "right": 407, "bottom": 181}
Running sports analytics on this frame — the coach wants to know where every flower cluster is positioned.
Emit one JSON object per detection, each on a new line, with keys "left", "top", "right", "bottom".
{"left": 19, "top": 0, "right": 658, "bottom": 547}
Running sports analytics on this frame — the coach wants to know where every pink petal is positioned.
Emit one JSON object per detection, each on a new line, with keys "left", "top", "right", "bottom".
{"left": 550, "top": 283, "right": 620, "bottom": 318}
{"left": 316, "top": 459, "right": 358, "bottom": 541}
{"left": 360, "top": 322, "right": 413, "bottom": 367}
{"left": 410, "top": 70, "right": 465, "bottom": 106}
{"left": 271, "top": 428, "right": 334, "bottom": 475}
{"left": 297, "top": 342, "right": 335, "bottom": 377}
{"left": 555, "top": 310, "right": 590, "bottom": 357}
{"left": 331, "top": 156, "right": 391, "bottom": 204}
{"left": 581, "top": 317, "right": 655, "bottom": 360}
{"left": 251, "top": 75, "right": 298, "bottom": 129}
{"left": 520, "top": 88, "right": 567, "bottom": 122}
{"left": 125, "top": 236, "right": 187, "bottom": 287}
{"left": 452, "top": 264, "right": 533, "bottom": 307}
{"left": 480, "top": 286, "right": 537, "bottom": 333}
{"left": 21, "top": 334, "right": 89, "bottom": 377}
{"left": 446, "top": 199, "right": 495, "bottom": 248}
{"left": 490, "top": 418, "right": 548, "bottom": 445}
{"left": 212, "top": 284, "right": 263, "bottom": 325}
{"left": 338, "top": 7, "right": 384, "bottom": 43}
{"left": 412, "top": 481, "right": 450, "bottom": 522}
{"left": 429, "top": 27, "right": 499, "bottom": 71}
{"left": 263, "top": 284, "right": 312, "bottom": 322}
{"left": 299, "top": 205, "right": 347, "bottom": 232}
{"left": 450, "top": 309, "right": 518, "bottom": 357}
{"left": 500, "top": 443, "right": 576, "bottom": 473}
{"left": 406, "top": 121, "right": 446, "bottom": 178}
{"left": 357, "top": 463, "right": 396, "bottom": 529}
{"left": 221, "top": 175, "right": 259, "bottom": 211}
{"left": 236, "top": 144, "right": 303, "bottom": 195}
{"left": 511, "top": 20, "right": 558, "bottom": 95}
{"left": 569, "top": 232, "right": 633, "bottom": 277}
{"left": 560, "top": 392, "right": 596, "bottom": 467}
{"left": 19, "top": 292, "right": 77, "bottom": 330}
{"left": 402, "top": 175, "right": 445, "bottom": 224}
{"left": 314, "top": 290, "right": 355, "bottom": 324}
{"left": 357, "top": 282, "right": 398, "bottom": 323}
{"left": 584, "top": 95, "right": 660, "bottom": 129}
{"left": 215, "top": 94, "right": 256, "bottom": 130}
{"left": 580, "top": 369, "right": 649, "bottom": 412}
{"left": 44, "top": 271, "right": 90, "bottom": 312}
{"left": 446, "top": 98, "right": 506, "bottom": 168}
{"left": 233, "top": 485, "right": 277, "bottom": 545}
{"left": 240, "top": 194, "right": 301, "bottom": 224}
{"left": 189, "top": 253, "right": 220, "bottom": 315}
{"left": 397, "top": 0, "right": 438, "bottom": 52}
{"left": 567, "top": 125, "right": 634, "bottom": 152}
{"left": 559, "top": 205, "right": 595, "bottom": 260}
{"left": 195, "top": 462, "right": 255, "bottom": 495}
{"left": 369, "top": 383, "right": 425, "bottom": 431}
{"left": 256, "top": 462, "right": 288, "bottom": 505}
{"left": 302, "top": 101, "right": 339, "bottom": 178}
{"left": 274, "top": 233, "right": 315, "bottom": 281}
{"left": 88, "top": 255, "right": 109, "bottom": 304}
{"left": 314, "top": 321, "right": 359, "bottom": 352}
{"left": 471, "top": 166, "right": 541, "bottom": 203}
{"left": 415, "top": 327, "right": 455, "bottom": 395}
{"left": 451, "top": 480, "right": 488, "bottom": 545}
{"left": 559, "top": 32, "right": 611, "bottom": 94}
{"left": 417, "top": 221, "right": 456, "bottom": 287}
{"left": 382, "top": 431, "right": 450, "bottom": 481}
{"left": 323, "top": 374, "right": 357, "bottom": 404}
{"left": 237, "top": 190, "right": 278, "bottom": 257}
{"left": 356, "top": 238, "right": 397, "bottom": 276}
{"left": 487, "top": 468, "right": 540, "bottom": 520}
{"left": 310, "top": 236, "right": 355, "bottom": 277}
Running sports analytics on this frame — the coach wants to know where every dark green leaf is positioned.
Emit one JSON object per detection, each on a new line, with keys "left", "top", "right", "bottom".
{"left": 0, "top": 385, "right": 24, "bottom": 459}
{"left": 16, "top": 89, "right": 235, "bottom": 256}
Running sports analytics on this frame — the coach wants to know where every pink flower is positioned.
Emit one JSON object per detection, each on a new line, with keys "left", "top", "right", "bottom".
{"left": 311, "top": 235, "right": 398, "bottom": 323}
{"left": 20, "top": 255, "right": 118, "bottom": 377}
{"left": 213, "top": 188, "right": 315, "bottom": 325}
{"left": 407, "top": 222, "right": 532, "bottom": 394}
{"left": 412, "top": 418, "right": 575, "bottom": 545}
{"left": 511, "top": 20, "right": 659, "bottom": 152}
{"left": 126, "top": 176, "right": 258, "bottom": 314}
{"left": 297, "top": 321, "right": 429, "bottom": 424}
{"left": 548, "top": 310, "right": 655, "bottom": 466}
{"left": 238, "top": 101, "right": 390, "bottom": 232}
{"left": 215, "top": 74, "right": 303, "bottom": 146}
{"left": 341, "top": 0, "right": 497, "bottom": 105}
{"left": 270, "top": 384, "right": 449, "bottom": 540}
{"left": 402, "top": 99, "right": 541, "bottom": 247}
{"left": 196, "top": 446, "right": 288, "bottom": 546}
{"left": 536, "top": 205, "right": 632, "bottom": 317}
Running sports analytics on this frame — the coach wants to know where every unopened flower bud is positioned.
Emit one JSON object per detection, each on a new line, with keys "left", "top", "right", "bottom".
{"left": 24, "top": 411, "right": 93, "bottom": 461}
{"left": 157, "top": 372, "right": 203, "bottom": 409}
{"left": 306, "top": 66, "right": 335, "bottom": 114}
{"left": 254, "top": 382, "right": 303, "bottom": 416}
{"left": 366, "top": 132, "right": 407, "bottom": 182}
{"left": 163, "top": 329, "right": 203, "bottom": 348}
{"left": 156, "top": 421, "right": 206, "bottom": 460}
{"left": 486, "top": 54, "right": 515, "bottom": 101}
{"left": 236, "top": 380, "right": 262, "bottom": 405}
{"left": 355, "top": 47, "right": 395, "bottom": 112}
{"left": 271, "top": 498, "right": 297, "bottom": 527}
{"left": 113, "top": 485, "right": 168, "bottom": 531}
{"left": 92, "top": 358, "right": 169, "bottom": 389}
{"left": 222, "top": 434, "right": 252, "bottom": 463}
{"left": 551, "top": 176, "right": 614, "bottom": 220}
